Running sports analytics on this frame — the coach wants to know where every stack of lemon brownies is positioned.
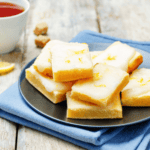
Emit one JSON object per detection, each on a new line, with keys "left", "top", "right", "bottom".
{"left": 26, "top": 40, "right": 148, "bottom": 119}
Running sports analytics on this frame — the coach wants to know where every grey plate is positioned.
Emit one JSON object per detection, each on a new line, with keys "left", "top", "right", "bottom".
{"left": 19, "top": 43, "right": 150, "bottom": 128}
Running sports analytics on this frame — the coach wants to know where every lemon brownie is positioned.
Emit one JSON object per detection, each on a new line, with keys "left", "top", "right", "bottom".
{"left": 33, "top": 40, "right": 66, "bottom": 77}
{"left": 67, "top": 92, "right": 122, "bottom": 119}
{"left": 51, "top": 43, "right": 93, "bottom": 82}
{"left": 122, "top": 68, "right": 150, "bottom": 106}
{"left": 26, "top": 65, "right": 73, "bottom": 104}
{"left": 91, "top": 41, "right": 143, "bottom": 73}
{"left": 71, "top": 63, "right": 129, "bottom": 107}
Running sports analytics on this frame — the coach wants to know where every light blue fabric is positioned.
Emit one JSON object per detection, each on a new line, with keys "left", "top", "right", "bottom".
{"left": 71, "top": 30, "right": 150, "bottom": 52}
{"left": 0, "top": 30, "right": 150, "bottom": 150}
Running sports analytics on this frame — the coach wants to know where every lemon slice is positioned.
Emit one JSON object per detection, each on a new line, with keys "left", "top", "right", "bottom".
{"left": 0, "top": 62, "right": 15, "bottom": 74}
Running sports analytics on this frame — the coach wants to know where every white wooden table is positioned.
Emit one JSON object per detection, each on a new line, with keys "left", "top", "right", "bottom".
{"left": 0, "top": 0, "right": 150, "bottom": 149}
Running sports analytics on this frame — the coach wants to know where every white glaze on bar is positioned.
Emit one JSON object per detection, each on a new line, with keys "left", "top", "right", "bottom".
{"left": 67, "top": 92, "right": 121, "bottom": 110}
{"left": 72, "top": 63, "right": 128, "bottom": 100}
{"left": 92, "top": 42, "right": 136, "bottom": 71}
{"left": 34, "top": 40, "right": 66, "bottom": 72}
{"left": 122, "top": 68, "right": 150, "bottom": 96}
{"left": 28, "top": 66, "right": 72, "bottom": 92}
{"left": 51, "top": 43, "right": 93, "bottom": 72}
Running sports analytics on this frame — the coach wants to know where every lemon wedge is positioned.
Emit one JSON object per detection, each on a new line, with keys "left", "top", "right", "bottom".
{"left": 0, "top": 62, "right": 15, "bottom": 74}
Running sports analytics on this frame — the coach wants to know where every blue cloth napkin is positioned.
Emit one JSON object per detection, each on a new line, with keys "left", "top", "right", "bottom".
{"left": 0, "top": 30, "right": 150, "bottom": 150}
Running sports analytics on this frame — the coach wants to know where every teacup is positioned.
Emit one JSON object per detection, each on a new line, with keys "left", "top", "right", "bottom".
{"left": 0, "top": 0, "right": 30, "bottom": 54}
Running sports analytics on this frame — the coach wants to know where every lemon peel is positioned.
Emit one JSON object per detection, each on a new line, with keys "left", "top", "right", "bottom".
{"left": 65, "top": 60, "right": 70, "bottom": 63}
{"left": 93, "top": 72, "right": 102, "bottom": 81}
{"left": 106, "top": 54, "right": 116, "bottom": 60}
{"left": 78, "top": 57, "right": 83, "bottom": 63}
{"left": 94, "top": 84, "right": 106, "bottom": 87}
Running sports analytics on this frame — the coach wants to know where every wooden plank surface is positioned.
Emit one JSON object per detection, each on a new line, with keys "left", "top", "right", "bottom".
{"left": 17, "top": 0, "right": 98, "bottom": 149}
{"left": 0, "top": 32, "right": 25, "bottom": 149}
{"left": 22, "top": 0, "right": 99, "bottom": 66}
{"left": 96, "top": 0, "right": 150, "bottom": 41}
{"left": 0, "top": 118, "right": 16, "bottom": 150}
{"left": 17, "top": 126, "right": 85, "bottom": 150}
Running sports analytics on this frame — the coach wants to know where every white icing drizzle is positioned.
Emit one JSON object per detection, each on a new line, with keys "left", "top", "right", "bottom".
{"left": 34, "top": 40, "right": 67, "bottom": 72}
{"left": 28, "top": 66, "right": 72, "bottom": 92}
{"left": 92, "top": 42, "right": 136, "bottom": 71}
{"left": 51, "top": 43, "right": 93, "bottom": 72}
{"left": 122, "top": 68, "right": 150, "bottom": 96}
{"left": 72, "top": 63, "right": 128, "bottom": 100}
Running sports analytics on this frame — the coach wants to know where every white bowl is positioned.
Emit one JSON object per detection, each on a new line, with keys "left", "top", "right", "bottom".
{"left": 0, "top": 0, "right": 30, "bottom": 54}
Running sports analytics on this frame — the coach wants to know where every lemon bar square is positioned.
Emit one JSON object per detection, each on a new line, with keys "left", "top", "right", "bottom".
{"left": 67, "top": 92, "right": 122, "bottom": 119}
{"left": 51, "top": 43, "right": 93, "bottom": 82}
{"left": 26, "top": 65, "right": 73, "bottom": 104}
{"left": 91, "top": 41, "right": 143, "bottom": 73}
{"left": 71, "top": 63, "right": 129, "bottom": 107}
{"left": 33, "top": 40, "right": 66, "bottom": 77}
{"left": 122, "top": 68, "right": 150, "bottom": 106}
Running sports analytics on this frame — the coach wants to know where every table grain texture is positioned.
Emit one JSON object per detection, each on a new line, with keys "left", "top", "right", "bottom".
{"left": 0, "top": 0, "right": 150, "bottom": 149}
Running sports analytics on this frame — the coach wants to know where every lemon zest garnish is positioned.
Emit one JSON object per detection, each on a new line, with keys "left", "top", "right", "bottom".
{"left": 74, "top": 49, "right": 85, "bottom": 55}
{"left": 140, "top": 83, "right": 146, "bottom": 86}
{"left": 48, "top": 58, "right": 51, "bottom": 63}
{"left": 78, "top": 58, "right": 83, "bottom": 63}
{"left": 82, "top": 43, "right": 87, "bottom": 45}
{"left": 138, "top": 78, "right": 143, "bottom": 83}
{"left": 93, "top": 72, "right": 102, "bottom": 81}
{"left": 94, "top": 84, "right": 106, "bottom": 87}
{"left": 140, "top": 79, "right": 150, "bottom": 86}
{"left": 0, "top": 62, "right": 15, "bottom": 75}
{"left": 106, "top": 54, "right": 116, "bottom": 60}
{"left": 56, "top": 85, "right": 58, "bottom": 88}
{"left": 92, "top": 55, "right": 97, "bottom": 60}
{"left": 65, "top": 60, "right": 70, "bottom": 63}
{"left": 130, "top": 76, "right": 137, "bottom": 80}
{"left": 105, "top": 68, "right": 109, "bottom": 72}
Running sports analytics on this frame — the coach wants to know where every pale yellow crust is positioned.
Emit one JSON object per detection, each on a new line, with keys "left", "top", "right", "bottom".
{"left": 34, "top": 65, "right": 52, "bottom": 77}
{"left": 67, "top": 109, "right": 122, "bottom": 119}
{"left": 127, "top": 52, "right": 143, "bottom": 73}
{"left": 53, "top": 68, "right": 93, "bottom": 82}
{"left": 121, "top": 68, "right": 150, "bottom": 106}
{"left": 121, "top": 94, "right": 150, "bottom": 107}
{"left": 71, "top": 73, "right": 129, "bottom": 107}
{"left": 26, "top": 69, "right": 66, "bottom": 104}
{"left": 67, "top": 92, "right": 122, "bottom": 119}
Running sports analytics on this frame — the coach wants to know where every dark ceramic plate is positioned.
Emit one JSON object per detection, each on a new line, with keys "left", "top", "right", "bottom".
{"left": 19, "top": 43, "right": 150, "bottom": 128}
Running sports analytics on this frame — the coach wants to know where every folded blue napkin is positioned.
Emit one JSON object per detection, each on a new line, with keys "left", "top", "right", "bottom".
{"left": 0, "top": 30, "right": 150, "bottom": 150}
